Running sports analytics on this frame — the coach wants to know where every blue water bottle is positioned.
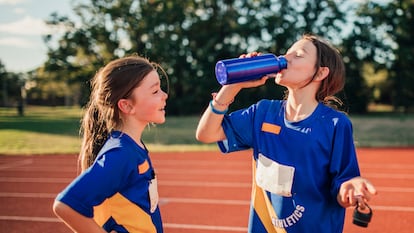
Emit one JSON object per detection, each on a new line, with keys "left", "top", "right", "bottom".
{"left": 215, "top": 54, "right": 287, "bottom": 85}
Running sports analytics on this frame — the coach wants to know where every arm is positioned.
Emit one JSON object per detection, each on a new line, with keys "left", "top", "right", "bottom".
{"left": 197, "top": 52, "right": 273, "bottom": 143}
{"left": 53, "top": 200, "right": 107, "bottom": 233}
{"left": 196, "top": 77, "right": 269, "bottom": 143}
{"left": 196, "top": 85, "right": 241, "bottom": 143}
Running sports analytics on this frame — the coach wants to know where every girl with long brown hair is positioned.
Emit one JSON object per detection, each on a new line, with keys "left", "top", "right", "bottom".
{"left": 53, "top": 55, "right": 168, "bottom": 233}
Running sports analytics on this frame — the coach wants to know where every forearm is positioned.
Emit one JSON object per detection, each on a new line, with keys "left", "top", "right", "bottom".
{"left": 53, "top": 201, "right": 106, "bottom": 233}
{"left": 196, "top": 85, "right": 241, "bottom": 143}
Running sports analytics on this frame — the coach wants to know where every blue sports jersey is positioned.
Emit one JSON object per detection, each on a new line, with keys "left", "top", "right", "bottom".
{"left": 56, "top": 131, "right": 163, "bottom": 232}
{"left": 218, "top": 100, "right": 360, "bottom": 233}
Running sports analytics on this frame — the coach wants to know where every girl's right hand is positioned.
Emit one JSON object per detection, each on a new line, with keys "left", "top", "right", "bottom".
{"left": 231, "top": 52, "right": 272, "bottom": 88}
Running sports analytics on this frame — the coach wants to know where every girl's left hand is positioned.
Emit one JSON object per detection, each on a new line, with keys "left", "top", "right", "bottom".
{"left": 337, "top": 176, "right": 377, "bottom": 209}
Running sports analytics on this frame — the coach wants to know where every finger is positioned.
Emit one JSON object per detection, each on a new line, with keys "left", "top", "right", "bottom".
{"left": 340, "top": 187, "right": 349, "bottom": 204}
{"left": 347, "top": 189, "right": 355, "bottom": 205}
{"left": 355, "top": 195, "right": 366, "bottom": 210}
{"left": 365, "top": 180, "right": 378, "bottom": 195}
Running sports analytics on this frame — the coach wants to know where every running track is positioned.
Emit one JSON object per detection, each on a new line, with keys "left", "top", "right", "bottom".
{"left": 0, "top": 148, "right": 413, "bottom": 232}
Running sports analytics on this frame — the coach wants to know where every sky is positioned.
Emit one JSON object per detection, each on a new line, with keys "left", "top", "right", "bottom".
{"left": 0, "top": 0, "right": 389, "bottom": 73}
{"left": 0, "top": 0, "right": 77, "bottom": 73}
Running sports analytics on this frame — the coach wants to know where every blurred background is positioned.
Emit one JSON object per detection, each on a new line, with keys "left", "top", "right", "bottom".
{"left": 1, "top": 0, "right": 413, "bottom": 154}
{"left": 2, "top": 0, "right": 414, "bottom": 114}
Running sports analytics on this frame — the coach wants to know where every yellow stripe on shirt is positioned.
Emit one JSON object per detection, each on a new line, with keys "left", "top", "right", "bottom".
{"left": 252, "top": 159, "right": 287, "bottom": 233}
{"left": 94, "top": 193, "right": 157, "bottom": 233}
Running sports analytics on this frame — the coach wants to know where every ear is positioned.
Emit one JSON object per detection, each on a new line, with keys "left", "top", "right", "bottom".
{"left": 118, "top": 99, "right": 132, "bottom": 114}
{"left": 315, "top": 67, "right": 330, "bottom": 81}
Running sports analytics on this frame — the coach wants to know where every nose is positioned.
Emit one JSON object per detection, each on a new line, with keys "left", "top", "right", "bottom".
{"left": 283, "top": 53, "right": 293, "bottom": 62}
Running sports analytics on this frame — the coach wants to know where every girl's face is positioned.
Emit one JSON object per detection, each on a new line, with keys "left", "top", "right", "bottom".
{"left": 127, "top": 70, "right": 168, "bottom": 125}
{"left": 275, "top": 39, "right": 318, "bottom": 89}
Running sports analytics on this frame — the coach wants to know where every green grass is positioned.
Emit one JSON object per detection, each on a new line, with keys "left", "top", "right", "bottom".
{"left": 351, "top": 114, "right": 414, "bottom": 147}
{"left": 0, "top": 106, "right": 215, "bottom": 155}
{"left": 0, "top": 106, "right": 413, "bottom": 155}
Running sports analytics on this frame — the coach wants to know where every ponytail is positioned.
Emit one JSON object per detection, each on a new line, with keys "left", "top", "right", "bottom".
{"left": 79, "top": 102, "right": 109, "bottom": 171}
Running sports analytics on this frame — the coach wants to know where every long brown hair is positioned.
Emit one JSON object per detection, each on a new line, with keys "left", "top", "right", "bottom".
{"left": 79, "top": 55, "right": 166, "bottom": 171}
{"left": 304, "top": 34, "right": 346, "bottom": 109}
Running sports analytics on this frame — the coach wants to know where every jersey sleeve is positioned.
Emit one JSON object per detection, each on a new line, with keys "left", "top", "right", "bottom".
{"left": 218, "top": 106, "right": 255, "bottom": 153}
{"left": 56, "top": 148, "right": 133, "bottom": 217}
{"left": 218, "top": 100, "right": 274, "bottom": 153}
{"left": 329, "top": 113, "right": 361, "bottom": 198}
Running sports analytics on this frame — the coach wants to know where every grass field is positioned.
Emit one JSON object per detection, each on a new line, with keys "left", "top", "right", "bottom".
{"left": 0, "top": 106, "right": 413, "bottom": 155}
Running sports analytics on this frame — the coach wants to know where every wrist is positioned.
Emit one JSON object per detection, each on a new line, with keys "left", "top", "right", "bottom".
{"left": 211, "top": 92, "right": 234, "bottom": 107}
{"left": 209, "top": 100, "right": 228, "bottom": 115}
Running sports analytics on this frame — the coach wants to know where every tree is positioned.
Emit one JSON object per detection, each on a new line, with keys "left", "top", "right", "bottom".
{"left": 355, "top": 0, "right": 414, "bottom": 112}
{"left": 0, "top": 60, "right": 26, "bottom": 115}
{"left": 41, "top": 0, "right": 367, "bottom": 115}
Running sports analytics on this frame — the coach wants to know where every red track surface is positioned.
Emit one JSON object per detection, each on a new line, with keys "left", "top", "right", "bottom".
{"left": 0, "top": 148, "right": 413, "bottom": 232}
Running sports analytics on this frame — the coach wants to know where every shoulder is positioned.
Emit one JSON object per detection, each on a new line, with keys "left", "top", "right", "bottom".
{"left": 318, "top": 104, "right": 353, "bottom": 129}
{"left": 256, "top": 99, "right": 283, "bottom": 107}
{"left": 97, "top": 132, "right": 148, "bottom": 164}
{"left": 254, "top": 99, "right": 284, "bottom": 112}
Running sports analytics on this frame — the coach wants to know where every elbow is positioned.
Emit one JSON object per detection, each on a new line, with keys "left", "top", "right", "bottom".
{"left": 195, "top": 130, "right": 209, "bottom": 143}
{"left": 52, "top": 200, "right": 61, "bottom": 217}
{"left": 52, "top": 200, "right": 67, "bottom": 218}
{"left": 195, "top": 129, "right": 216, "bottom": 144}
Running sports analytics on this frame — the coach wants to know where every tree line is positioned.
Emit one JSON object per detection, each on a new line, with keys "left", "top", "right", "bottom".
{"left": 1, "top": 0, "right": 413, "bottom": 115}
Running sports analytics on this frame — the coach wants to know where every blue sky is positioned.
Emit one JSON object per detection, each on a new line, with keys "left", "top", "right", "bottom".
{"left": 0, "top": 0, "right": 77, "bottom": 73}
{"left": 0, "top": 0, "right": 388, "bottom": 73}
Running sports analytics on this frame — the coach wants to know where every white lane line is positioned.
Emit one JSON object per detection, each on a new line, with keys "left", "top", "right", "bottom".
{"left": 0, "top": 192, "right": 56, "bottom": 198}
{"left": 158, "top": 168, "right": 250, "bottom": 175}
{"left": 2, "top": 175, "right": 414, "bottom": 191}
{"left": 373, "top": 205, "right": 414, "bottom": 212}
{"left": 161, "top": 197, "right": 249, "bottom": 205}
{"left": 0, "top": 159, "right": 33, "bottom": 170}
{"left": 360, "top": 163, "right": 414, "bottom": 169}
{"left": 1, "top": 203, "right": 414, "bottom": 230}
{"left": 0, "top": 216, "right": 248, "bottom": 231}
{"left": 163, "top": 223, "right": 247, "bottom": 232}
{"left": 154, "top": 159, "right": 249, "bottom": 167}
{"left": 363, "top": 173, "right": 414, "bottom": 179}
{"left": 0, "top": 216, "right": 60, "bottom": 222}
{"left": 0, "top": 177, "right": 72, "bottom": 183}
{"left": 0, "top": 167, "right": 250, "bottom": 175}
{"left": 0, "top": 178, "right": 252, "bottom": 187}
{"left": 160, "top": 180, "right": 251, "bottom": 188}
{"left": 1, "top": 185, "right": 413, "bottom": 200}
{"left": 0, "top": 192, "right": 250, "bottom": 206}
{"left": 377, "top": 186, "right": 414, "bottom": 192}
{"left": 2, "top": 192, "right": 414, "bottom": 213}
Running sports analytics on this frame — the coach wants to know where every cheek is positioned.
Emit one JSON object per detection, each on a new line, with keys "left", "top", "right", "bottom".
{"left": 140, "top": 99, "right": 161, "bottom": 116}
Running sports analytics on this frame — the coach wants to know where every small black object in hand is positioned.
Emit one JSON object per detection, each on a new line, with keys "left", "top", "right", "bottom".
{"left": 353, "top": 203, "right": 372, "bottom": 227}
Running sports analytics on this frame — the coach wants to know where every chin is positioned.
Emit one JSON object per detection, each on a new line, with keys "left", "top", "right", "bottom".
{"left": 156, "top": 117, "right": 166, "bottom": 124}
{"left": 275, "top": 77, "right": 282, "bottom": 85}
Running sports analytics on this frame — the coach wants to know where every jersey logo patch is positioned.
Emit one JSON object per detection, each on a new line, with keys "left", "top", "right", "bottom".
{"left": 262, "top": 122, "right": 281, "bottom": 134}
{"left": 138, "top": 160, "right": 150, "bottom": 174}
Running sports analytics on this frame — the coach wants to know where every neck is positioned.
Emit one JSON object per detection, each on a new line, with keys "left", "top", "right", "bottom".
{"left": 118, "top": 119, "right": 147, "bottom": 149}
{"left": 285, "top": 91, "right": 318, "bottom": 122}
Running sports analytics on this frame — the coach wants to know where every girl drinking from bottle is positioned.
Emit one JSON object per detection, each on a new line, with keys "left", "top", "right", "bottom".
{"left": 196, "top": 34, "right": 377, "bottom": 233}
